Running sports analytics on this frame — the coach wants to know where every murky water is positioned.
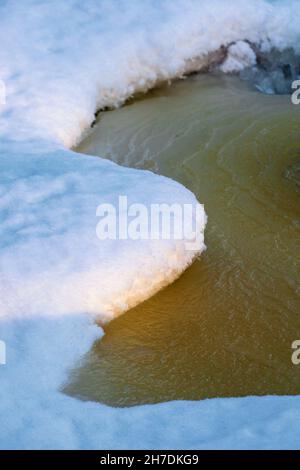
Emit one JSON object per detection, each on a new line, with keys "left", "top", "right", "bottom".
{"left": 68, "top": 74, "right": 300, "bottom": 407}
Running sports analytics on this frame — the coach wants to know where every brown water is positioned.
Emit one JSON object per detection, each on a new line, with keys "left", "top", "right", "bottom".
{"left": 69, "top": 74, "right": 300, "bottom": 407}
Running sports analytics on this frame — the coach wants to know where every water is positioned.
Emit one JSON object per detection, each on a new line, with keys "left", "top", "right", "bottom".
{"left": 68, "top": 74, "right": 300, "bottom": 406}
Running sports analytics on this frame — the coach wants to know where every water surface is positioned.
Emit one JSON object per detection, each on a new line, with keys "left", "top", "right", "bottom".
{"left": 69, "top": 74, "right": 300, "bottom": 406}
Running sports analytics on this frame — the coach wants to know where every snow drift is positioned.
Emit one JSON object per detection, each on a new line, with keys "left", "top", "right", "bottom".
{"left": 0, "top": 0, "right": 300, "bottom": 450}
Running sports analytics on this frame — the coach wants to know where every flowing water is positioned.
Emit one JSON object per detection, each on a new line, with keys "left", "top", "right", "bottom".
{"left": 68, "top": 73, "right": 300, "bottom": 406}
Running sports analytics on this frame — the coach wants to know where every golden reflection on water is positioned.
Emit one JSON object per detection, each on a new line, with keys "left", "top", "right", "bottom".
{"left": 69, "top": 74, "right": 300, "bottom": 406}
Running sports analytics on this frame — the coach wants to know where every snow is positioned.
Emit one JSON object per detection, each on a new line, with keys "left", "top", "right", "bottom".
{"left": 0, "top": 0, "right": 300, "bottom": 450}
{"left": 220, "top": 41, "right": 257, "bottom": 73}
{"left": 0, "top": 145, "right": 205, "bottom": 322}
{"left": 2, "top": 313, "right": 300, "bottom": 450}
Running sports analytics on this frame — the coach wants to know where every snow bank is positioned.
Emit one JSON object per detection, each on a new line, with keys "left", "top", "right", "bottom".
{"left": 0, "top": 145, "right": 204, "bottom": 322}
{"left": 0, "top": 0, "right": 299, "bottom": 147}
{"left": 0, "top": 0, "right": 300, "bottom": 450}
